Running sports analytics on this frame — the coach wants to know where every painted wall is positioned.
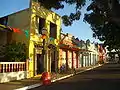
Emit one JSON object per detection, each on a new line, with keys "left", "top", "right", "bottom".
{"left": 4, "top": 1, "right": 61, "bottom": 78}
{"left": 73, "top": 51, "right": 77, "bottom": 68}
{"left": 98, "top": 45, "right": 106, "bottom": 62}
{"left": 0, "top": 31, "right": 7, "bottom": 45}
{"left": 68, "top": 51, "right": 72, "bottom": 68}
{"left": 59, "top": 33, "right": 79, "bottom": 69}
{"left": 28, "top": 1, "right": 61, "bottom": 77}
{"left": 88, "top": 43, "right": 99, "bottom": 65}
{"left": 59, "top": 49, "right": 63, "bottom": 68}
{"left": 4, "top": 9, "right": 31, "bottom": 78}
{"left": 0, "top": 71, "right": 27, "bottom": 83}
{"left": 7, "top": 8, "right": 30, "bottom": 46}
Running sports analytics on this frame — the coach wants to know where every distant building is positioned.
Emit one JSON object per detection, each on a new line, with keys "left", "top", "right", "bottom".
{"left": 59, "top": 33, "right": 80, "bottom": 70}
{"left": 59, "top": 33, "right": 99, "bottom": 71}
{"left": 98, "top": 44, "right": 107, "bottom": 63}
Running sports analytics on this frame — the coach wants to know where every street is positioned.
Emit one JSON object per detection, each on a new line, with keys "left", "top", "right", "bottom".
{"left": 31, "top": 64, "right": 120, "bottom": 90}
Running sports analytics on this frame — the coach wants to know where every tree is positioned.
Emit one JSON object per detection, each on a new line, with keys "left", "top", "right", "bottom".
{"left": 4, "top": 42, "right": 27, "bottom": 62}
{"left": 34, "top": 0, "right": 86, "bottom": 26}
{"left": 84, "top": 0, "right": 120, "bottom": 60}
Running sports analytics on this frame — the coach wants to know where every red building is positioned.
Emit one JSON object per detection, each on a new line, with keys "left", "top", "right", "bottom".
{"left": 59, "top": 33, "right": 80, "bottom": 71}
{"left": 98, "top": 44, "right": 106, "bottom": 63}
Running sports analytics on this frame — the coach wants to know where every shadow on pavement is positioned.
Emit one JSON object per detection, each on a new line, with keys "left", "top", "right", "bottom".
{"left": 32, "top": 64, "right": 120, "bottom": 90}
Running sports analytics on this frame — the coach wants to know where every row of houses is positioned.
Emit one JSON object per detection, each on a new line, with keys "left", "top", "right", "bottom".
{"left": 0, "top": 1, "right": 106, "bottom": 83}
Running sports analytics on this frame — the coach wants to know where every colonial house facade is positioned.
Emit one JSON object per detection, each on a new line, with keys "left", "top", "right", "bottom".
{"left": 59, "top": 33, "right": 99, "bottom": 71}
{"left": 0, "top": 1, "right": 61, "bottom": 78}
{"left": 87, "top": 42, "right": 99, "bottom": 66}
{"left": 59, "top": 33, "right": 80, "bottom": 71}
{"left": 71, "top": 38, "right": 99, "bottom": 68}
{"left": 98, "top": 44, "right": 107, "bottom": 63}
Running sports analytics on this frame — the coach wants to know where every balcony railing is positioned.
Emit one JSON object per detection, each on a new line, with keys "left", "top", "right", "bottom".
{"left": 0, "top": 62, "right": 26, "bottom": 73}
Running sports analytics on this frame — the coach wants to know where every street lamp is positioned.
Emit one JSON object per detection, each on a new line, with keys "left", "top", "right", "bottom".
{"left": 41, "top": 28, "right": 47, "bottom": 71}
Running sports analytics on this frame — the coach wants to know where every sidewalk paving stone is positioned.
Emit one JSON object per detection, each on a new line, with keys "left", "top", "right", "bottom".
{"left": 0, "top": 77, "right": 41, "bottom": 90}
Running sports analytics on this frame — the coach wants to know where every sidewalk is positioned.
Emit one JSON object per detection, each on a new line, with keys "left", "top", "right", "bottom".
{"left": 0, "top": 64, "right": 102, "bottom": 90}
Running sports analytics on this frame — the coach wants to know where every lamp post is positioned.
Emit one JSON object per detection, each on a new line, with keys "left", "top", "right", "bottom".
{"left": 41, "top": 28, "right": 47, "bottom": 72}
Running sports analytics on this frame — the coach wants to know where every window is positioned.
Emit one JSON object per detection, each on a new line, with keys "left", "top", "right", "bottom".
{"left": 36, "top": 16, "right": 45, "bottom": 34}
{"left": 50, "top": 22, "right": 57, "bottom": 39}
{"left": 0, "top": 16, "right": 8, "bottom": 25}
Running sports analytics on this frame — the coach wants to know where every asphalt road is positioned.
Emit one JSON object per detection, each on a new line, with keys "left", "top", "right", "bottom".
{"left": 31, "top": 64, "right": 120, "bottom": 90}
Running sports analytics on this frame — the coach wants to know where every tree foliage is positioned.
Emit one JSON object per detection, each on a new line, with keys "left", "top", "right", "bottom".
{"left": 84, "top": 0, "right": 120, "bottom": 54}
{"left": 37, "top": 0, "right": 86, "bottom": 26}
{"left": 2, "top": 42, "right": 27, "bottom": 62}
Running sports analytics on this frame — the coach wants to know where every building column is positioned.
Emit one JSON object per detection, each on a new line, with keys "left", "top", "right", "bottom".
{"left": 94, "top": 54, "right": 96, "bottom": 65}
{"left": 85, "top": 55, "right": 87, "bottom": 67}
{"left": 72, "top": 51, "right": 74, "bottom": 68}
{"left": 89, "top": 53, "right": 91, "bottom": 66}
{"left": 87, "top": 54, "right": 89, "bottom": 66}
{"left": 66, "top": 50, "right": 68, "bottom": 70}
{"left": 92, "top": 54, "right": 94, "bottom": 65}
{"left": 81, "top": 53, "right": 83, "bottom": 67}
{"left": 93, "top": 54, "right": 95, "bottom": 65}
{"left": 55, "top": 49, "right": 59, "bottom": 72}
{"left": 47, "top": 49, "right": 51, "bottom": 72}
{"left": 28, "top": 41, "right": 34, "bottom": 78}
{"left": 76, "top": 52, "right": 79, "bottom": 68}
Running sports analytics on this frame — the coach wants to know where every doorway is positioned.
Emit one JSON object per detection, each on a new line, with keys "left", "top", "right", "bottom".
{"left": 36, "top": 54, "right": 44, "bottom": 74}
{"left": 48, "top": 44, "right": 57, "bottom": 72}
{"left": 51, "top": 50, "right": 56, "bottom": 72}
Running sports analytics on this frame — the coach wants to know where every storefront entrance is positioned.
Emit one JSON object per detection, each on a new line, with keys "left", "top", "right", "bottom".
{"left": 34, "top": 44, "right": 44, "bottom": 76}
{"left": 36, "top": 54, "right": 44, "bottom": 74}
{"left": 48, "top": 44, "right": 57, "bottom": 72}
{"left": 51, "top": 51, "right": 56, "bottom": 72}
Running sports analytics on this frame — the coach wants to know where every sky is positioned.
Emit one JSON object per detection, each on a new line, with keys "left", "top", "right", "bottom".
{"left": 0, "top": 0, "right": 101, "bottom": 43}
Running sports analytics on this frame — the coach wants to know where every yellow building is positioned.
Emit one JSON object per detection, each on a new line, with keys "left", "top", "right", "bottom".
{"left": 0, "top": 1, "right": 61, "bottom": 78}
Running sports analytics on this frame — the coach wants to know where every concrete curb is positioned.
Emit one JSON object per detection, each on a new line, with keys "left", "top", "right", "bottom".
{"left": 51, "top": 74, "right": 74, "bottom": 82}
{"left": 15, "top": 83, "right": 42, "bottom": 90}
{"left": 14, "top": 65, "right": 102, "bottom": 90}
{"left": 52, "top": 65, "right": 102, "bottom": 82}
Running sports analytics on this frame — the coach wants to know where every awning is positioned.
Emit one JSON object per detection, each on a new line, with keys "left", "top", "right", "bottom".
{"left": 60, "top": 44, "right": 80, "bottom": 51}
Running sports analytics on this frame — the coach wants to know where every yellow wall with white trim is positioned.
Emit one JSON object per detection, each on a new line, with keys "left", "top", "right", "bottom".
{"left": 28, "top": 1, "right": 61, "bottom": 77}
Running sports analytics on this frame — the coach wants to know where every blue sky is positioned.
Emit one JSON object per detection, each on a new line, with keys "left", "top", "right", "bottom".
{"left": 0, "top": 0, "right": 100, "bottom": 43}
{"left": 0, "top": 0, "right": 29, "bottom": 17}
